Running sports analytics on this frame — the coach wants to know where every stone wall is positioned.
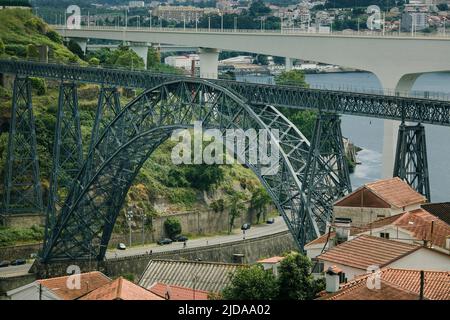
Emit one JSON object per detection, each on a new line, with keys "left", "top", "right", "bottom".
{"left": 0, "top": 213, "right": 45, "bottom": 228}
{"left": 32, "top": 230, "right": 297, "bottom": 280}
{"left": 0, "top": 242, "right": 42, "bottom": 261}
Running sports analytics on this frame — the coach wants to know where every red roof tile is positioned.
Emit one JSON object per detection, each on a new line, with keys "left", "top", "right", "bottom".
{"left": 79, "top": 277, "right": 164, "bottom": 300}
{"left": 321, "top": 268, "right": 450, "bottom": 300}
{"left": 335, "top": 177, "right": 426, "bottom": 209}
{"left": 317, "top": 235, "right": 420, "bottom": 270}
{"left": 37, "top": 271, "right": 111, "bottom": 300}
{"left": 257, "top": 256, "right": 284, "bottom": 264}
{"left": 149, "top": 282, "right": 209, "bottom": 300}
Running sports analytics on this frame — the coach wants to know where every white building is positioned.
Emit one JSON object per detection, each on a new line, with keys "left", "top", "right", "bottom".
{"left": 257, "top": 256, "right": 284, "bottom": 276}
{"left": 316, "top": 235, "right": 450, "bottom": 282}
{"left": 164, "top": 54, "right": 199, "bottom": 71}
{"left": 128, "top": 1, "right": 145, "bottom": 8}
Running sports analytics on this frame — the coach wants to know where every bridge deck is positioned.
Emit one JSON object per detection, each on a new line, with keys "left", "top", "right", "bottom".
{"left": 1, "top": 59, "right": 449, "bottom": 126}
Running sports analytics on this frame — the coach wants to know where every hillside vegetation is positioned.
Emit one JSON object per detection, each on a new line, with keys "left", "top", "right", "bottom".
{"left": 0, "top": 9, "right": 273, "bottom": 244}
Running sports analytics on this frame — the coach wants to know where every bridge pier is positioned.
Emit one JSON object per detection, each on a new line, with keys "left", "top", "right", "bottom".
{"left": 393, "top": 123, "right": 430, "bottom": 200}
{"left": 376, "top": 72, "right": 422, "bottom": 179}
{"left": 71, "top": 38, "right": 88, "bottom": 55}
{"left": 198, "top": 48, "right": 219, "bottom": 79}
{"left": 285, "top": 57, "right": 293, "bottom": 71}
{"left": 129, "top": 43, "right": 149, "bottom": 70}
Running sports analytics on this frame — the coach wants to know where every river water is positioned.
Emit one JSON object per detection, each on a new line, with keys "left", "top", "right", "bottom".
{"left": 236, "top": 72, "right": 450, "bottom": 202}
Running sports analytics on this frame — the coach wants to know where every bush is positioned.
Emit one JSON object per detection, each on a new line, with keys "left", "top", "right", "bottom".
{"left": 29, "top": 77, "right": 47, "bottom": 96}
{"left": 0, "top": 225, "right": 44, "bottom": 247}
{"left": 5, "top": 44, "right": 27, "bottom": 57}
{"left": 26, "top": 44, "right": 39, "bottom": 60}
{"left": 164, "top": 217, "right": 182, "bottom": 239}
{"left": 0, "top": 38, "right": 4, "bottom": 55}
{"left": 88, "top": 57, "right": 100, "bottom": 66}
{"left": 67, "top": 40, "right": 84, "bottom": 59}
{"left": 24, "top": 17, "right": 47, "bottom": 34}
{"left": 46, "top": 30, "right": 62, "bottom": 44}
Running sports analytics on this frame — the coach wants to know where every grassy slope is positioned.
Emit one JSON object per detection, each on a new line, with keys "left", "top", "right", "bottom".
{"left": 0, "top": 9, "right": 268, "bottom": 243}
{"left": 0, "top": 8, "right": 81, "bottom": 62}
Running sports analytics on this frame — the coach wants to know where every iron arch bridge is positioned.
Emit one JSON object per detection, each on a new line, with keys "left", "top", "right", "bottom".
{"left": 40, "top": 79, "right": 351, "bottom": 262}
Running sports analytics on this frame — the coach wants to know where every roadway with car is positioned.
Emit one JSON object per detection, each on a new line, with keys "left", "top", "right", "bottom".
{"left": 0, "top": 216, "right": 287, "bottom": 275}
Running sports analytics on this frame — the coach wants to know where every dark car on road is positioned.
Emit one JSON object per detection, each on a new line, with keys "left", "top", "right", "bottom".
{"left": 0, "top": 260, "right": 10, "bottom": 268}
{"left": 10, "top": 259, "right": 26, "bottom": 266}
{"left": 157, "top": 238, "right": 173, "bottom": 245}
{"left": 241, "top": 223, "right": 251, "bottom": 231}
{"left": 173, "top": 235, "right": 188, "bottom": 242}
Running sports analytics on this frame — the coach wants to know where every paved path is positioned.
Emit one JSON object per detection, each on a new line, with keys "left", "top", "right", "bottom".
{"left": 0, "top": 217, "right": 288, "bottom": 276}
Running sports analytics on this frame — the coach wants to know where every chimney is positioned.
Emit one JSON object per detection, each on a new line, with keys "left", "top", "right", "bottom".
{"left": 325, "top": 266, "right": 342, "bottom": 293}
{"left": 419, "top": 270, "right": 424, "bottom": 300}
{"left": 335, "top": 217, "right": 352, "bottom": 244}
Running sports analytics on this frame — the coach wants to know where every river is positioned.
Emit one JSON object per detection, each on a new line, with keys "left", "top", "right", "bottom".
{"left": 236, "top": 72, "right": 450, "bottom": 202}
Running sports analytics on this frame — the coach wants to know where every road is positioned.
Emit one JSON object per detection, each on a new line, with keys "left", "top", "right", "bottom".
{"left": 0, "top": 217, "right": 288, "bottom": 276}
{"left": 105, "top": 216, "right": 288, "bottom": 259}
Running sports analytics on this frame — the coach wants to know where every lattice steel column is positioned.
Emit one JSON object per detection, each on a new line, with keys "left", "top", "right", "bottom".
{"left": 300, "top": 113, "right": 352, "bottom": 235}
{"left": 2, "top": 77, "right": 43, "bottom": 213}
{"left": 393, "top": 123, "right": 430, "bottom": 201}
{"left": 45, "top": 82, "right": 83, "bottom": 242}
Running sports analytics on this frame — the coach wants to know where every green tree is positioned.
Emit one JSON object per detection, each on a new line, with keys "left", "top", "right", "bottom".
{"left": 251, "top": 187, "right": 271, "bottom": 223}
{"left": 277, "top": 252, "right": 325, "bottom": 300}
{"left": 147, "top": 47, "right": 161, "bottom": 69}
{"left": 227, "top": 191, "right": 246, "bottom": 233}
{"left": 274, "top": 69, "right": 308, "bottom": 87}
{"left": 26, "top": 44, "right": 39, "bottom": 60}
{"left": 67, "top": 40, "right": 84, "bottom": 59}
{"left": 184, "top": 164, "right": 224, "bottom": 191}
{"left": 222, "top": 265, "right": 279, "bottom": 300}
{"left": 164, "top": 217, "right": 182, "bottom": 239}
{"left": 248, "top": 0, "right": 271, "bottom": 17}
{"left": 0, "top": 38, "right": 5, "bottom": 55}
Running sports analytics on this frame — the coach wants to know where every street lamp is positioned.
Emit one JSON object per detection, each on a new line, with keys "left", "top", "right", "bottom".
{"left": 126, "top": 209, "right": 133, "bottom": 247}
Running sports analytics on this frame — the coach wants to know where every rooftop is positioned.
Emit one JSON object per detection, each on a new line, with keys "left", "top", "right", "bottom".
{"left": 257, "top": 256, "right": 284, "bottom": 264}
{"left": 321, "top": 268, "right": 450, "bottom": 300}
{"left": 79, "top": 277, "right": 163, "bottom": 300}
{"left": 37, "top": 271, "right": 111, "bottom": 300}
{"left": 317, "top": 235, "right": 420, "bottom": 270}
{"left": 149, "top": 282, "right": 209, "bottom": 300}
{"left": 422, "top": 202, "right": 450, "bottom": 226}
{"left": 306, "top": 208, "right": 450, "bottom": 251}
{"left": 139, "top": 259, "right": 243, "bottom": 293}
{"left": 335, "top": 177, "right": 426, "bottom": 209}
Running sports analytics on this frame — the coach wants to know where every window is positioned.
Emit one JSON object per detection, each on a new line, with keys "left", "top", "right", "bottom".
{"left": 311, "top": 260, "right": 324, "bottom": 274}
{"left": 339, "top": 272, "right": 346, "bottom": 283}
{"left": 380, "top": 232, "right": 390, "bottom": 239}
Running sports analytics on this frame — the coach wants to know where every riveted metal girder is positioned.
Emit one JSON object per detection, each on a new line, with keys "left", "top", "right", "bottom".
{"left": 394, "top": 123, "right": 431, "bottom": 201}
{"left": 1, "top": 59, "right": 450, "bottom": 126}
{"left": 300, "top": 113, "right": 352, "bottom": 238}
{"left": 40, "top": 79, "right": 347, "bottom": 262}
{"left": 45, "top": 82, "right": 83, "bottom": 245}
{"left": 2, "top": 77, "right": 43, "bottom": 214}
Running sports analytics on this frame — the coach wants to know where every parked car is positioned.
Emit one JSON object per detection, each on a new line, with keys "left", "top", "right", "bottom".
{"left": 10, "top": 259, "right": 26, "bottom": 266}
{"left": 117, "top": 243, "right": 127, "bottom": 250}
{"left": 157, "top": 238, "right": 173, "bottom": 245}
{"left": 173, "top": 235, "right": 188, "bottom": 242}
{"left": 241, "top": 223, "right": 251, "bottom": 231}
{"left": 266, "top": 218, "right": 275, "bottom": 224}
{"left": 0, "top": 260, "right": 10, "bottom": 268}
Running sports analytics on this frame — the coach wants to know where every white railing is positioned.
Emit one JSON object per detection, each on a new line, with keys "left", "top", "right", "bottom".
{"left": 52, "top": 24, "right": 450, "bottom": 40}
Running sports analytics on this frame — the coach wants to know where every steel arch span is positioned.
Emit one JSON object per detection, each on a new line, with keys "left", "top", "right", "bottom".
{"left": 41, "top": 79, "right": 346, "bottom": 262}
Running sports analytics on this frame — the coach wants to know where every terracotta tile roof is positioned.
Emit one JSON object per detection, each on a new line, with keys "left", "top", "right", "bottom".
{"left": 321, "top": 268, "right": 450, "bottom": 300}
{"left": 37, "top": 271, "right": 111, "bottom": 300}
{"left": 306, "top": 209, "right": 450, "bottom": 251}
{"left": 139, "top": 259, "right": 243, "bottom": 293}
{"left": 79, "top": 277, "right": 164, "bottom": 300}
{"left": 422, "top": 202, "right": 450, "bottom": 225}
{"left": 335, "top": 177, "right": 426, "bottom": 209}
{"left": 364, "top": 177, "right": 427, "bottom": 208}
{"left": 257, "top": 256, "right": 284, "bottom": 264}
{"left": 317, "top": 235, "right": 420, "bottom": 270}
{"left": 149, "top": 282, "right": 209, "bottom": 300}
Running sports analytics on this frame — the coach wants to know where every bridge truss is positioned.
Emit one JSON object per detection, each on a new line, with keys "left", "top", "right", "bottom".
{"left": 0, "top": 60, "right": 443, "bottom": 262}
